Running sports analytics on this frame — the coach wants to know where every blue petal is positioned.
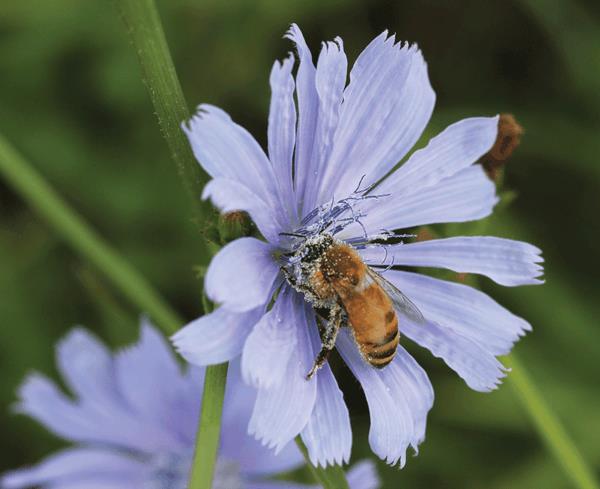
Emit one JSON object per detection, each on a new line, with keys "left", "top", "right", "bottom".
{"left": 221, "top": 360, "right": 303, "bottom": 477}
{"left": 301, "top": 36, "right": 348, "bottom": 215}
{"left": 383, "top": 272, "right": 507, "bottom": 391}
{"left": 183, "top": 105, "right": 282, "bottom": 216}
{"left": 242, "top": 290, "right": 299, "bottom": 389}
{"left": 248, "top": 293, "right": 317, "bottom": 453}
{"left": 116, "top": 322, "right": 192, "bottom": 451}
{"left": 285, "top": 24, "right": 318, "bottom": 215}
{"left": 55, "top": 329, "right": 116, "bottom": 408}
{"left": 268, "top": 53, "right": 298, "bottom": 223}
{"left": 358, "top": 165, "right": 497, "bottom": 234}
{"left": 1, "top": 448, "right": 146, "bottom": 489}
{"left": 244, "top": 482, "right": 310, "bottom": 489}
{"left": 17, "top": 328, "right": 190, "bottom": 453}
{"left": 205, "top": 237, "right": 279, "bottom": 312}
{"left": 337, "top": 330, "right": 433, "bottom": 466}
{"left": 365, "top": 236, "right": 544, "bottom": 287}
{"left": 319, "top": 33, "right": 435, "bottom": 206}
{"left": 346, "top": 460, "right": 381, "bottom": 489}
{"left": 376, "top": 116, "right": 499, "bottom": 198}
{"left": 402, "top": 318, "right": 507, "bottom": 392}
{"left": 172, "top": 305, "right": 264, "bottom": 367}
{"left": 382, "top": 270, "right": 531, "bottom": 356}
{"left": 40, "top": 482, "right": 138, "bottom": 489}
{"left": 300, "top": 314, "right": 352, "bottom": 467}
{"left": 243, "top": 460, "right": 380, "bottom": 489}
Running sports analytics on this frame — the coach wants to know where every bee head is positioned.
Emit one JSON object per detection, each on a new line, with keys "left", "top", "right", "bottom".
{"left": 299, "top": 233, "right": 334, "bottom": 265}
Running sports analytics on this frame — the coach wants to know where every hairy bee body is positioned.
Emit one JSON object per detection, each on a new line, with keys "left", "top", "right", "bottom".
{"left": 311, "top": 242, "right": 400, "bottom": 368}
{"left": 285, "top": 233, "right": 422, "bottom": 377}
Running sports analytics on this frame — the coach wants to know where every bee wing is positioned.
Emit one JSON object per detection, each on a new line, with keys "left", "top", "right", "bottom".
{"left": 366, "top": 267, "right": 427, "bottom": 326}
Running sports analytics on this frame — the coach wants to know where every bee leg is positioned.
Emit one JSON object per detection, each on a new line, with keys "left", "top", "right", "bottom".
{"left": 306, "top": 304, "right": 343, "bottom": 380}
{"left": 280, "top": 266, "right": 313, "bottom": 295}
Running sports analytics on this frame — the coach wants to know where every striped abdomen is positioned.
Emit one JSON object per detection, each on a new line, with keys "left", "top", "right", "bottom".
{"left": 337, "top": 277, "right": 400, "bottom": 369}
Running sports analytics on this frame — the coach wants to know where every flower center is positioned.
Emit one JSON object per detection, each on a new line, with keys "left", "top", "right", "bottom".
{"left": 212, "top": 459, "right": 244, "bottom": 489}
{"left": 146, "top": 452, "right": 189, "bottom": 489}
{"left": 146, "top": 453, "right": 242, "bottom": 489}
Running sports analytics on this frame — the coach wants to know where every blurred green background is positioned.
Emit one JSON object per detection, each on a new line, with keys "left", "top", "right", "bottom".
{"left": 1, "top": 0, "right": 599, "bottom": 487}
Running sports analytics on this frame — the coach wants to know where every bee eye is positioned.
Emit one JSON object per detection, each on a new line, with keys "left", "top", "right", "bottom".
{"left": 350, "top": 275, "right": 359, "bottom": 286}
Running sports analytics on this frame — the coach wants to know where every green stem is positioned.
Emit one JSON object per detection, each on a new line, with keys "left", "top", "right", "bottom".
{"left": 112, "top": 0, "right": 208, "bottom": 223}
{"left": 189, "top": 363, "right": 229, "bottom": 489}
{"left": 295, "top": 437, "right": 351, "bottom": 489}
{"left": 111, "top": 3, "right": 232, "bottom": 488}
{"left": 505, "top": 354, "right": 599, "bottom": 489}
{"left": 0, "top": 133, "right": 181, "bottom": 335}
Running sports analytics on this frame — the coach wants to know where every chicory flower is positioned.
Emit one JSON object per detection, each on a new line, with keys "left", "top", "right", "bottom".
{"left": 2, "top": 322, "right": 379, "bottom": 489}
{"left": 173, "top": 24, "right": 543, "bottom": 467}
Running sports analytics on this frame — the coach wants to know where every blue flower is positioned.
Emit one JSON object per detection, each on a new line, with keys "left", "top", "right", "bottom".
{"left": 172, "top": 24, "right": 544, "bottom": 467}
{"left": 1, "top": 322, "right": 379, "bottom": 489}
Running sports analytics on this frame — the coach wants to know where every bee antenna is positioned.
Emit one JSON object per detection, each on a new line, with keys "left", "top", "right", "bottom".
{"left": 381, "top": 254, "right": 395, "bottom": 273}
{"left": 381, "top": 246, "right": 389, "bottom": 264}
{"left": 353, "top": 175, "right": 367, "bottom": 194}
{"left": 357, "top": 217, "right": 368, "bottom": 238}
{"left": 279, "top": 231, "right": 306, "bottom": 238}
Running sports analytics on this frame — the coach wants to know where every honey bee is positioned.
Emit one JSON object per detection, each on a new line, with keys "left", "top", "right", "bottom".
{"left": 283, "top": 233, "right": 425, "bottom": 379}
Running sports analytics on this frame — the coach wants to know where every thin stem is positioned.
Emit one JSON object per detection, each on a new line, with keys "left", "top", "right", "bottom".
{"left": 0, "top": 133, "right": 181, "bottom": 335}
{"left": 295, "top": 437, "right": 351, "bottom": 489}
{"left": 189, "top": 363, "right": 229, "bottom": 489}
{"left": 112, "top": 0, "right": 208, "bottom": 224}
{"left": 110, "top": 3, "right": 231, "bottom": 488}
{"left": 505, "top": 354, "right": 599, "bottom": 489}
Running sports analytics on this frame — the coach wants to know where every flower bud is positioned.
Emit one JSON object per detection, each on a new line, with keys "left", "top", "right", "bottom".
{"left": 218, "top": 211, "right": 253, "bottom": 244}
{"left": 482, "top": 113, "right": 523, "bottom": 180}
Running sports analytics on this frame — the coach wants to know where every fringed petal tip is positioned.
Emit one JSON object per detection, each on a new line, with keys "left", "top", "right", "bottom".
{"left": 181, "top": 103, "right": 215, "bottom": 132}
{"left": 312, "top": 454, "right": 350, "bottom": 469}
{"left": 284, "top": 23, "right": 312, "bottom": 60}
{"left": 303, "top": 424, "right": 351, "bottom": 468}
{"left": 284, "top": 23, "right": 304, "bottom": 43}
{"left": 270, "top": 52, "right": 295, "bottom": 78}
{"left": 181, "top": 104, "right": 239, "bottom": 145}
{"left": 320, "top": 36, "right": 344, "bottom": 54}
{"left": 376, "top": 31, "right": 425, "bottom": 62}
{"left": 247, "top": 427, "right": 290, "bottom": 456}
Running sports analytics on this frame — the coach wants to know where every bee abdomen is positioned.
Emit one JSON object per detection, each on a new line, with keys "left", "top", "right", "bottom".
{"left": 365, "top": 329, "right": 399, "bottom": 369}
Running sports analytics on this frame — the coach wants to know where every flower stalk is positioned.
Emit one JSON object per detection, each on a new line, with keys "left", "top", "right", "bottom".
{"left": 112, "top": 0, "right": 209, "bottom": 226}
{"left": 111, "top": 2, "right": 352, "bottom": 488}
{"left": 111, "top": 3, "right": 231, "bottom": 488}
{"left": 189, "top": 362, "right": 229, "bottom": 489}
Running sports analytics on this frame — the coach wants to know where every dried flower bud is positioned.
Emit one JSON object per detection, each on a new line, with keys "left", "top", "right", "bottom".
{"left": 482, "top": 114, "right": 523, "bottom": 180}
